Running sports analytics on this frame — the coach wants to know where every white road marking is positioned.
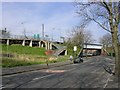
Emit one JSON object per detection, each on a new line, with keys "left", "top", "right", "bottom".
{"left": 0, "top": 85, "right": 5, "bottom": 89}
{"left": 66, "top": 68, "right": 76, "bottom": 72}
{"left": 85, "top": 71, "right": 105, "bottom": 87}
{"left": 103, "top": 74, "right": 112, "bottom": 88}
{"left": 91, "top": 68, "right": 102, "bottom": 73}
{"left": 32, "top": 68, "right": 76, "bottom": 81}
{"left": 32, "top": 74, "right": 55, "bottom": 81}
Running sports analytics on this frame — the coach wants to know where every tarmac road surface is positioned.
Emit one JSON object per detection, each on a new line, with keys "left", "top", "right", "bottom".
{"left": 2, "top": 56, "right": 117, "bottom": 88}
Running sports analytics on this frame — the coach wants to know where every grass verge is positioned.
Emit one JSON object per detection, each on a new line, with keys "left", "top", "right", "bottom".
{"left": 2, "top": 55, "right": 70, "bottom": 68}
{"left": 1, "top": 44, "right": 46, "bottom": 56}
{"left": 1, "top": 44, "right": 70, "bottom": 68}
{"left": 2, "top": 57, "right": 45, "bottom": 68}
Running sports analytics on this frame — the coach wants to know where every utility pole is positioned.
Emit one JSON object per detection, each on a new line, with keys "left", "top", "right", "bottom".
{"left": 86, "top": 43, "right": 87, "bottom": 58}
{"left": 21, "top": 22, "right": 27, "bottom": 39}
{"left": 52, "top": 28, "right": 55, "bottom": 42}
{"left": 42, "top": 24, "right": 44, "bottom": 40}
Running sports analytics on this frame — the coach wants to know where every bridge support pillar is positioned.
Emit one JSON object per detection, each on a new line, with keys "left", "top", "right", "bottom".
{"left": 22, "top": 40, "right": 25, "bottom": 46}
{"left": 50, "top": 43, "right": 52, "bottom": 50}
{"left": 48, "top": 42, "right": 50, "bottom": 50}
{"left": 41, "top": 43, "right": 44, "bottom": 48}
{"left": 39, "top": 41, "right": 41, "bottom": 47}
{"left": 45, "top": 42, "right": 48, "bottom": 50}
{"left": 65, "top": 50, "right": 67, "bottom": 55}
{"left": 47, "top": 42, "right": 50, "bottom": 50}
{"left": 7, "top": 39, "right": 9, "bottom": 45}
{"left": 29, "top": 40, "right": 32, "bottom": 47}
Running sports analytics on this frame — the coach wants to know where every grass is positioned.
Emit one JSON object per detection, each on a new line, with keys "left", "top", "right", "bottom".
{"left": 1, "top": 44, "right": 46, "bottom": 56}
{"left": 2, "top": 57, "right": 45, "bottom": 68}
{"left": 1, "top": 44, "right": 70, "bottom": 68}
{"left": 48, "top": 56, "right": 70, "bottom": 63}
{"left": 2, "top": 55, "right": 70, "bottom": 68}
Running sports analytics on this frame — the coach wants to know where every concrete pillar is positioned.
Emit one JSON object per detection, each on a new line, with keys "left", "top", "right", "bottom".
{"left": 41, "top": 41, "right": 44, "bottom": 47}
{"left": 22, "top": 40, "right": 25, "bottom": 46}
{"left": 47, "top": 42, "right": 49, "bottom": 50}
{"left": 45, "top": 42, "right": 47, "bottom": 50}
{"left": 29, "top": 40, "right": 32, "bottom": 47}
{"left": 49, "top": 42, "right": 51, "bottom": 49}
{"left": 65, "top": 50, "right": 67, "bottom": 56}
{"left": 48, "top": 42, "right": 50, "bottom": 50}
{"left": 39, "top": 41, "right": 41, "bottom": 47}
{"left": 50, "top": 43, "right": 52, "bottom": 50}
{"left": 7, "top": 39, "right": 9, "bottom": 45}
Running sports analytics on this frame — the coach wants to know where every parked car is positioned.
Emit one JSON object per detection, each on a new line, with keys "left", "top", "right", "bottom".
{"left": 74, "top": 57, "right": 83, "bottom": 63}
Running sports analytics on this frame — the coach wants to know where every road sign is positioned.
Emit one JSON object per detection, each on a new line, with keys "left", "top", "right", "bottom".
{"left": 74, "top": 46, "right": 77, "bottom": 51}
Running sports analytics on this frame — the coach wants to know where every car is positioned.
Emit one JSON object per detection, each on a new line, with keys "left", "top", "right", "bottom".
{"left": 74, "top": 57, "right": 83, "bottom": 63}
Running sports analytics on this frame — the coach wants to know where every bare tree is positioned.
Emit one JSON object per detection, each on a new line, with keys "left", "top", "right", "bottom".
{"left": 67, "top": 26, "right": 94, "bottom": 47}
{"left": 99, "top": 33, "right": 114, "bottom": 56}
{"left": 99, "top": 33, "right": 112, "bottom": 48}
{"left": 75, "top": 1, "right": 120, "bottom": 78}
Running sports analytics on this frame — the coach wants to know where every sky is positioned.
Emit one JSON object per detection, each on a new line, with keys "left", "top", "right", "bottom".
{"left": 1, "top": 1, "right": 108, "bottom": 43}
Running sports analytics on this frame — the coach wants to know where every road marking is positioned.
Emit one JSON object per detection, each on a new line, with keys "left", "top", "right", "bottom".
{"left": 103, "top": 74, "right": 112, "bottom": 88}
{"left": 32, "top": 68, "right": 76, "bottom": 81}
{"left": 66, "top": 68, "right": 76, "bottom": 72}
{"left": 43, "top": 70, "right": 67, "bottom": 73}
{"left": 91, "top": 68, "right": 102, "bottom": 73}
{"left": 0, "top": 85, "right": 5, "bottom": 89}
{"left": 32, "top": 74, "right": 55, "bottom": 81}
{"left": 85, "top": 71, "right": 105, "bottom": 87}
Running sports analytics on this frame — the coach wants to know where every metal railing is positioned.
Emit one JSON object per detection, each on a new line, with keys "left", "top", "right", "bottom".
{"left": 1, "top": 35, "right": 51, "bottom": 41}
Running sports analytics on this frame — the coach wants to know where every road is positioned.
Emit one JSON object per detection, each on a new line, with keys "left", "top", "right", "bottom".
{"left": 2, "top": 56, "right": 116, "bottom": 88}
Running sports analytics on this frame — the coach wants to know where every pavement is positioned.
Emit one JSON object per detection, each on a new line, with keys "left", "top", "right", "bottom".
{"left": 2, "top": 60, "right": 73, "bottom": 76}
{"left": 2, "top": 56, "right": 119, "bottom": 88}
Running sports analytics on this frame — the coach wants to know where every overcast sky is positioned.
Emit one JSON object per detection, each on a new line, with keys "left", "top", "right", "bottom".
{"left": 2, "top": 1, "right": 108, "bottom": 42}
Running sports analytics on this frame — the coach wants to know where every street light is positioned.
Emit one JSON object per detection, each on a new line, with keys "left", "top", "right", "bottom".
{"left": 52, "top": 28, "right": 55, "bottom": 42}
{"left": 45, "top": 35, "right": 49, "bottom": 41}
{"left": 60, "top": 36, "right": 65, "bottom": 43}
{"left": 21, "top": 22, "right": 27, "bottom": 39}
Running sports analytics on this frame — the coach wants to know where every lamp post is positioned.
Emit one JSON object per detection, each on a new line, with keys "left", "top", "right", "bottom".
{"left": 42, "top": 24, "right": 44, "bottom": 40}
{"left": 86, "top": 43, "right": 87, "bottom": 58}
{"left": 73, "top": 46, "right": 77, "bottom": 60}
{"left": 21, "top": 22, "right": 27, "bottom": 39}
{"left": 52, "top": 28, "right": 55, "bottom": 42}
{"left": 60, "top": 36, "right": 65, "bottom": 43}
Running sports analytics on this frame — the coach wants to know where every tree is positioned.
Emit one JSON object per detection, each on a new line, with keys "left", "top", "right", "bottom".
{"left": 75, "top": 1, "right": 120, "bottom": 79}
{"left": 99, "top": 33, "right": 112, "bottom": 48}
{"left": 99, "top": 33, "right": 114, "bottom": 56}
{"left": 66, "top": 26, "right": 94, "bottom": 48}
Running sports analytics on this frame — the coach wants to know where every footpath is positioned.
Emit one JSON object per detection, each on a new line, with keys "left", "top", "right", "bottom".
{"left": 2, "top": 60, "right": 73, "bottom": 76}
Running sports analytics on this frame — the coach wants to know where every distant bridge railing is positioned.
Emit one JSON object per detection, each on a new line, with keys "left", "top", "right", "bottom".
{"left": 0, "top": 35, "right": 51, "bottom": 41}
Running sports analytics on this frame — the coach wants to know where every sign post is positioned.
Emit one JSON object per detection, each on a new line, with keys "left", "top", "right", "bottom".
{"left": 73, "top": 46, "right": 77, "bottom": 60}
{"left": 74, "top": 46, "right": 77, "bottom": 52}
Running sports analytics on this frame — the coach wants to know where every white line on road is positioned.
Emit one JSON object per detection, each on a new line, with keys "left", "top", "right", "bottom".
{"left": 32, "top": 68, "right": 76, "bottom": 81}
{"left": 103, "top": 74, "right": 112, "bottom": 88}
{"left": 32, "top": 74, "right": 55, "bottom": 81}
{"left": 66, "top": 68, "right": 76, "bottom": 72}
{"left": 85, "top": 71, "right": 105, "bottom": 87}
